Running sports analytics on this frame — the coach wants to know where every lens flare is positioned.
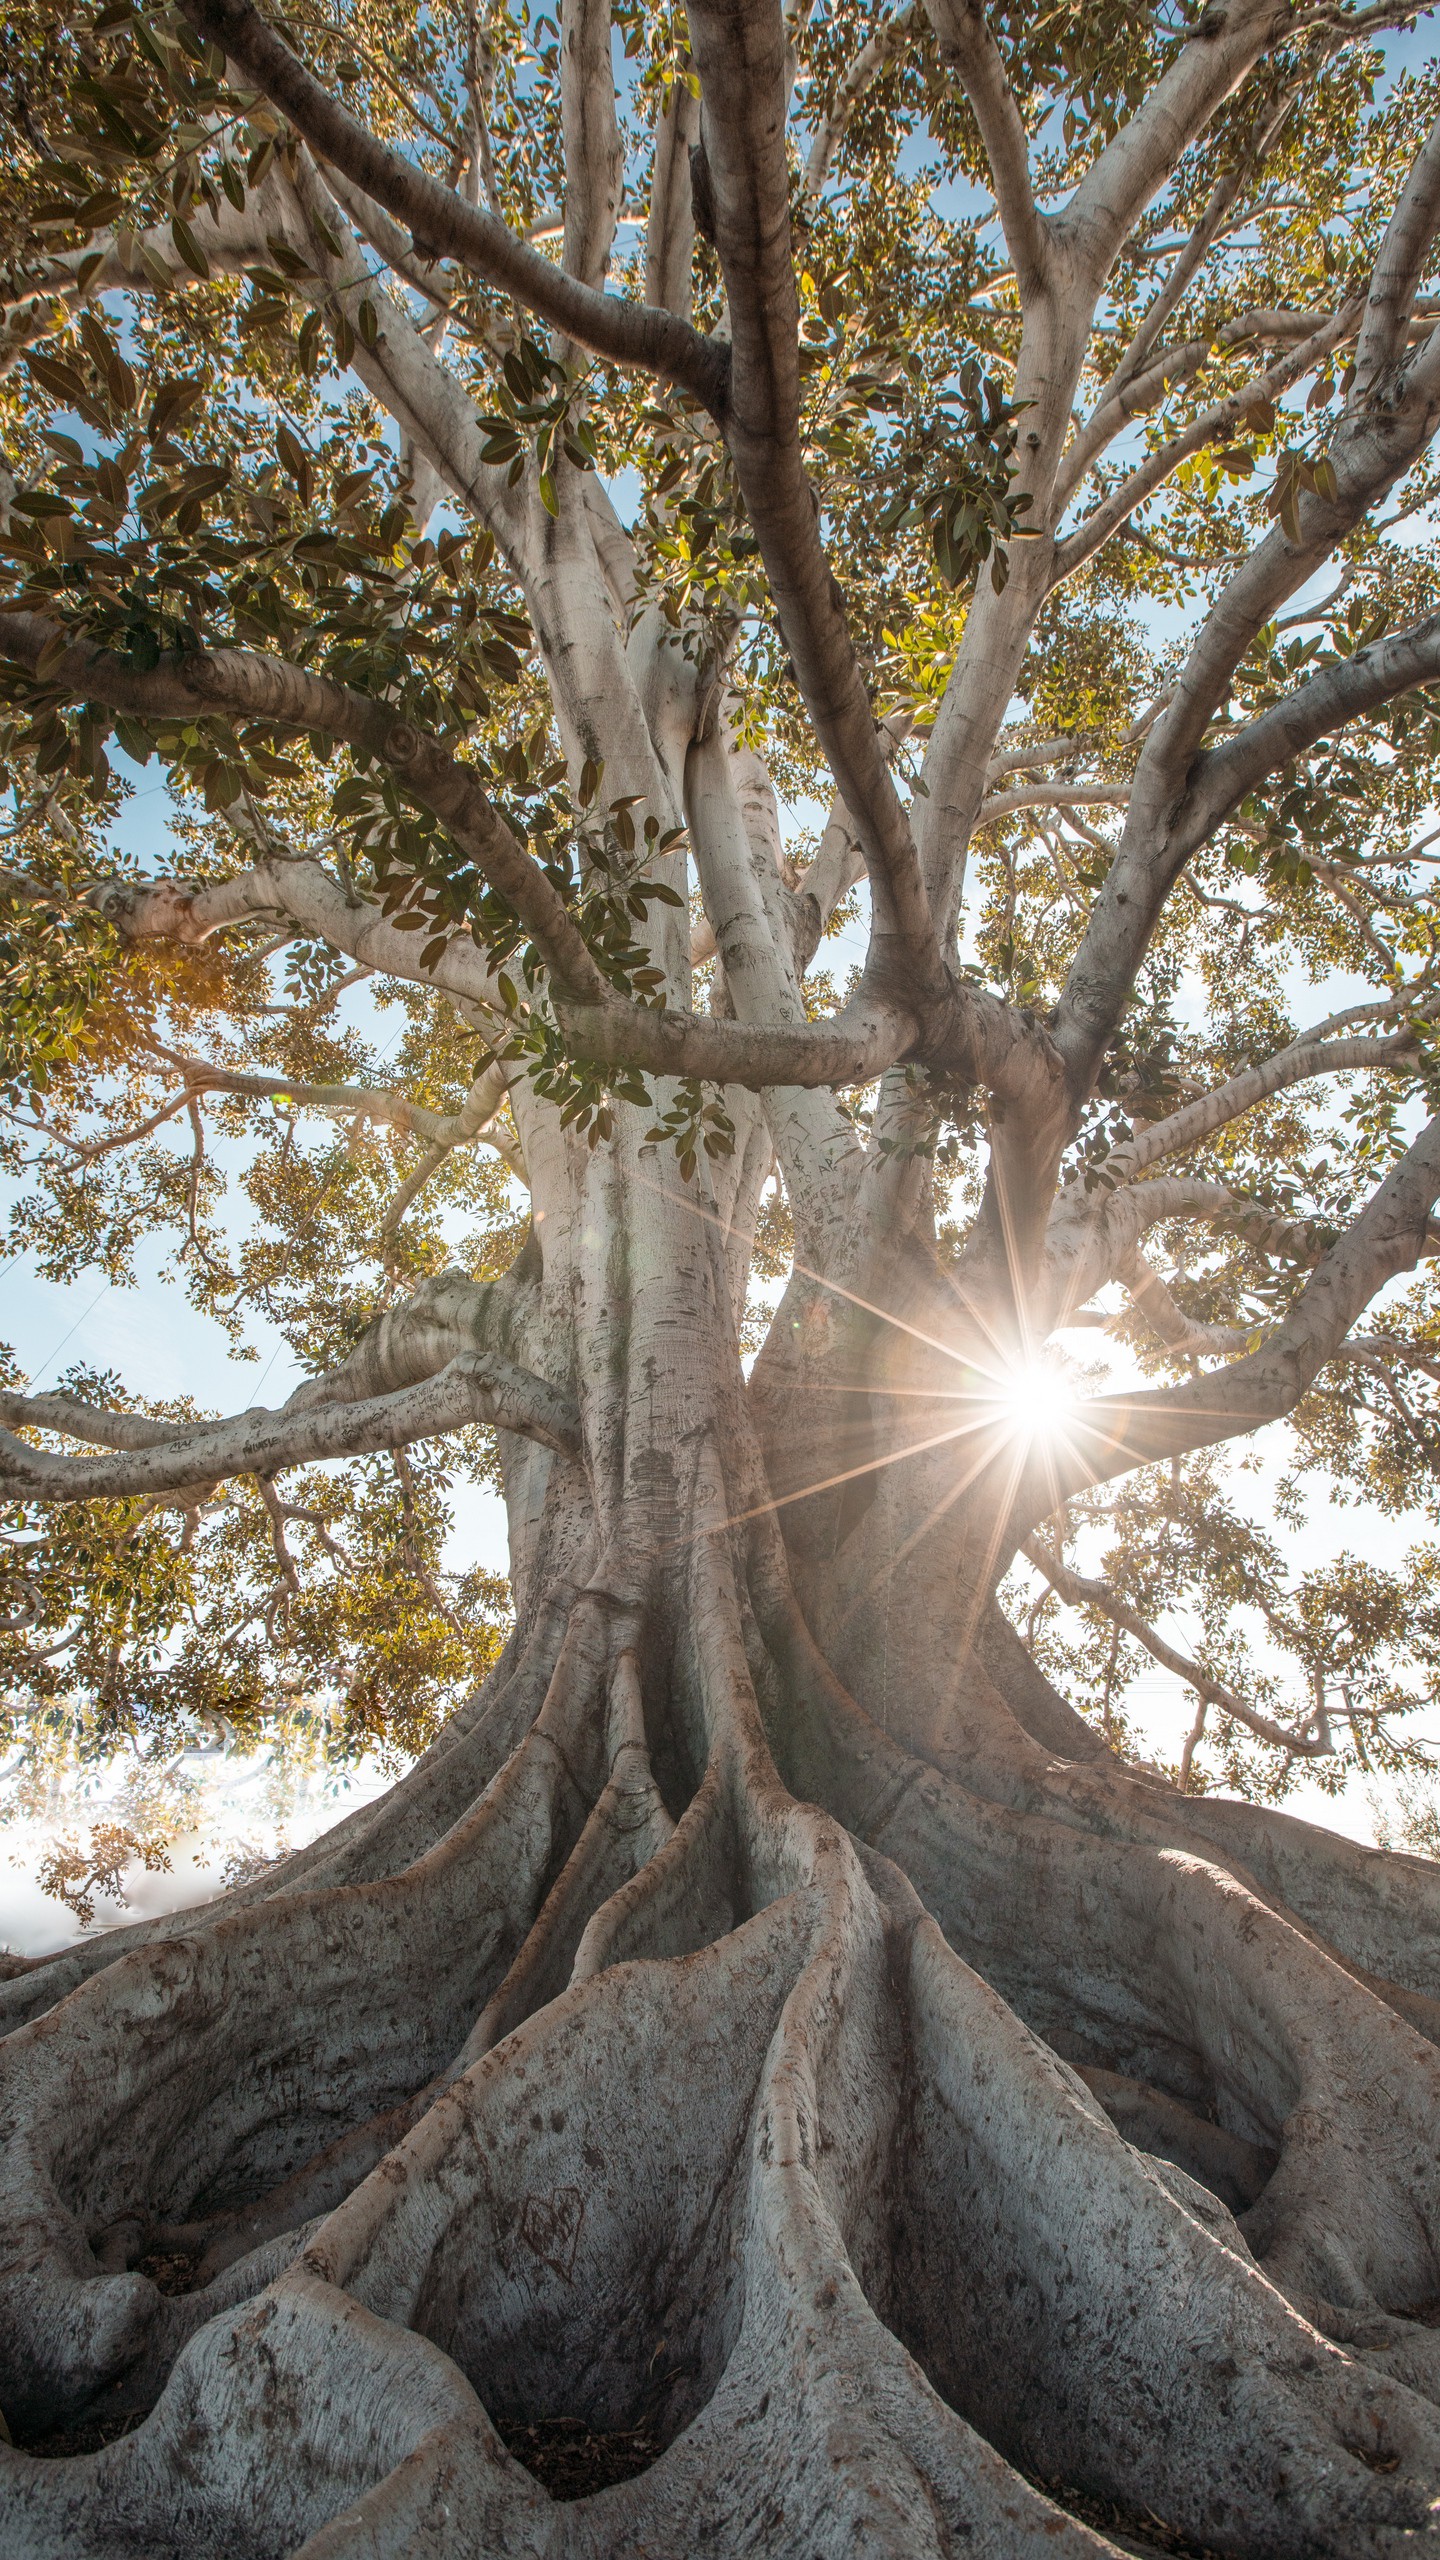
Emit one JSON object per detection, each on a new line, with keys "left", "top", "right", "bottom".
{"left": 990, "top": 1355, "right": 1076, "bottom": 1444}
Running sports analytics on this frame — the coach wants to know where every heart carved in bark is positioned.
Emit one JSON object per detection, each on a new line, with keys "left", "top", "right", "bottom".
{"left": 518, "top": 2183, "right": 585, "bottom": 2282}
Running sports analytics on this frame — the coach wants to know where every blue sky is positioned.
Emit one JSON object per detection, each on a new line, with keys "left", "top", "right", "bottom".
{"left": 4, "top": 11, "right": 1439, "bottom": 1942}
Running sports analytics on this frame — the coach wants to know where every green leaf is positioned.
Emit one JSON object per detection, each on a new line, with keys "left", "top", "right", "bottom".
{"left": 24, "top": 353, "right": 91, "bottom": 410}
{"left": 35, "top": 630, "right": 71, "bottom": 679}
{"left": 202, "top": 758, "right": 243, "bottom": 810}
{"left": 147, "top": 376, "right": 204, "bottom": 441}
{"left": 169, "top": 213, "right": 211, "bottom": 279}
{"left": 276, "top": 423, "right": 313, "bottom": 505}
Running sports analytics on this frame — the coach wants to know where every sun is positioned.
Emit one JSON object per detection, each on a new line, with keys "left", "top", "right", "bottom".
{"left": 989, "top": 1354, "right": 1077, "bottom": 1445}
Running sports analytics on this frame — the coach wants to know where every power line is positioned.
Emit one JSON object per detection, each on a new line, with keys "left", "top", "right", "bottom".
{"left": 26, "top": 1281, "right": 112, "bottom": 1388}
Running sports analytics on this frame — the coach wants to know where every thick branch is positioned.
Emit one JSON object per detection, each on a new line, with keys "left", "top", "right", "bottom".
{"left": 1121, "top": 1246, "right": 1440, "bottom": 1368}
{"left": 684, "top": 723, "right": 861, "bottom": 1222}
{"left": 1185, "top": 609, "right": 1440, "bottom": 850}
{"left": 320, "top": 166, "right": 457, "bottom": 309}
{"left": 559, "top": 0, "right": 623, "bottom": 296}
{"left": 1068, "top": 302, "right": 1355, "bottom": 484}
{"left": 1055, "top": 406, "right": 1440, "bottom": 1099}
{"left": 976, "top": 782, "right": 1131, "bottom": 827}
{"left": 140, "top": 1049, "right": 524, "bottom": 1182}
{"left": 174, "top": 0, "right": 728, "bottom": 408}
{"left": 0, "top": 614, "right": 611, "bottom": 1004}
{"left": 135, "top": 18, "right": 938, "bottom": 1010}
{"left": 1117, "top": 1247, "right": 1254, "bottom": 1357}
{"left": 1092, "top": 168, "right": 1271, "bottom": 425}
{"left": 250, "top": 1069, "right": 441, "bottom": 1143}
{"left": 1120, "top": 1026, "right": 1424, "bottom": 1180}
{"left": 9, "top": 594, "right": 926, "bottom": 1096}
{"left": 1034, "top": 88, "right": 1440, "bottom": 1081}
{"left": 1058, "top": 0, "right": 1291, "bottom": 283}
{"left": 88, "top": 839, "right": 929, "bottom": 1093}
{"left": 1015, "top": 1108, "right": 1440, "bottom": 1521}
{"left": 4, "top": 160, "right": 539, "bottom": 587}
{"left": 1043, "top": 1170, "right": 1321, "bottom": 1330}
{"left": 921, "top": 0, "right": 1050, "bottom": 298}
{"left": 685, "top": 0, "right": 940, "bottom": 968}
{"left": 1352, "top": 102, "right": 1440, "bottom": 399}
{"left": 645, "top": 73, "right": 700, "bottom": 315}
{"left": 1054, "top": 300, "right": 1361, "bottom": 581}
{"left": 1114, "top": 1179, "right": 1316, "bottom": 1262}
{"left": 0, "top": 1349, "right": 580, "bottom": 1504}
{"left": 806, "top": 3, "right": 917, "bottom": 204}
{"left": 0, "top": 1392, "right": 185, "bottom": 1454}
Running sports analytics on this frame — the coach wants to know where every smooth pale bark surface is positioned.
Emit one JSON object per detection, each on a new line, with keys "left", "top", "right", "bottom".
{"left": 7, "top": 1145, "right": 1440, "bottom": 2560}
{"left": 6, "top": 3, "right": 1440, "bottom": 2553}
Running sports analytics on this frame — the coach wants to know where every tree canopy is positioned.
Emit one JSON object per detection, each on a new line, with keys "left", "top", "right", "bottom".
{"left": 3, "top": 0, "right": 1439, "bottom": 1898}
{"left": 9, "top": 4, "right": 1440, "bottom": 2553}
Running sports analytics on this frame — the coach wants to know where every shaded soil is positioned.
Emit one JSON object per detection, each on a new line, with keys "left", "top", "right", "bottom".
{"left": 18, "top": 2392, "right": 144, "bottom": 2459}
{"left": 10, "top": 2392, "right": 1225, "bottom": 2548}
{"left": 495, "top": 2414, "right": 665, "bottom": 2499}
{"left": 1034, "top": 2478, "right": 1227, "bottom": 2557}
{"left": 18, "top": 2404, "right": 668, "bottom": 2482}
{"left": 134, "top": 2247, "right": 201, "bottom": 2294}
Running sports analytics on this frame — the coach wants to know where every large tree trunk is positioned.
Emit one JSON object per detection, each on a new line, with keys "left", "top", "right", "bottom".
{"left": 6, "top": 1120, "right": 1440, "bottom": 2559}
{"left": 7, "top": 0, "right": 1440, "bottom": 2541}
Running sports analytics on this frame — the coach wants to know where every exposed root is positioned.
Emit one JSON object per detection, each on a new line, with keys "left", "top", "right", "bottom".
{"left": 948, "top": 1601, "right": 1440, "bottom": 2008}
{"left": 1076, "top": 2064, "right": 1276, "bottom": 2213}
{"left": 0, "top": 1596, "right": 609, "bottom": 2430}
{"left": 759, "top": 1546, "right": 1440, "bottom": 2389}
{"left": 0, "top": 1602, "right": 1117, "bottom": 2554}
{"left": 0, "top": 1602, "right": 568, "bottom": 2038}
{"left": 0, "top": 2264, "right": 534, "bottom": 2560}
{"left": 7, "top": 1487, "right": 1440, "bottom": 2553}
{"left": 443, "top": 1646, "right": 673, "bottom": 2059}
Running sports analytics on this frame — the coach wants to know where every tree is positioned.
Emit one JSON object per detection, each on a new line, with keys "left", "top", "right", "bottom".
{"left": 3, "top": 0, "right": 1440, "bottom": 2544}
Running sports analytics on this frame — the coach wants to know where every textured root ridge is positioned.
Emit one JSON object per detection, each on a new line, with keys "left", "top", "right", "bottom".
{"left": 6, "top": 1497, "right": 1440, "bottom": 2552}
{"left": 0, "top": 1596, "right": 613, "bottom": 2430}
{"left": 770, "top": 1574, "right": 1440, "bottom": 2327}
{"left": 0, "top": 1596, "right": 576, "bottom": 2039}
{"left": 898, "top": 1581, "right": 1440, "bottom": 2011}
{"left": 895, "top": 1911, "right": 1440, "bottom": 2554}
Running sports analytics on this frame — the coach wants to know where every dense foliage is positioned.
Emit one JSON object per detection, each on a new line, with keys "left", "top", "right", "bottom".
{"left": 1, "top": 0, "right": 1438, "bottom": 1914}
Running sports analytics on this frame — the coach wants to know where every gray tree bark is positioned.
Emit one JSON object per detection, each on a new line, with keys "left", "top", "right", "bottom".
{"left": 5, "top": 2, "right": 1440, "bottom": 2547}
{"left": 7, "top": 1123, "right": 1440, "bottom": 2557}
